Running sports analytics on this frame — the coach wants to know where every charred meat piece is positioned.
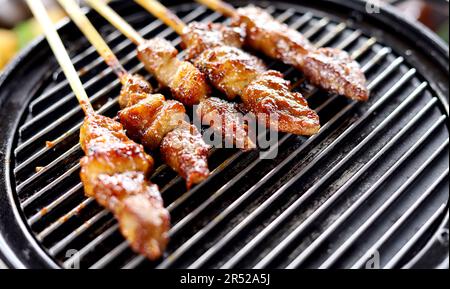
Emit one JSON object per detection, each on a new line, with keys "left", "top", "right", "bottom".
{"left": 118, "top": 94, "right": 186, "bottom": 150}
{"left": 197, "top": 97, "right": 255, "bottom": 150}
{"left": 79, "top": 113, "right": 169, "bottom": 260}
{"left": 242, "top": 70, "right": 320, "bottom": 136}
{"left": 194, "top": 46, "right": 266, "bottom": 100}
{"left": 160, "top": 121, "right": 210, "bottom": 189}
{"left": 94, "top": 172, "right": 170, "bottom": 260}
{"left": 232, "top": 5, "right": 314, "bottom": 60}
{"left": 137, "top": 38, "right": 210, "bottom": 105}
{"left": 182, "top": 22, "right": 245, "bottom": 61}
{"left": 79, "top": 114, "right": 154, "bottom": 186}
{"left": 232, "top": 5, "right": 369, "bottom": 101}
{"left": 117, "top": 71, "right": 211, "bottom": 187}
{"left": 300, "top": 48, "right": 369, "bottom": 101}
{"left": 119, "top": 73, "right": 153, "bottom": 108}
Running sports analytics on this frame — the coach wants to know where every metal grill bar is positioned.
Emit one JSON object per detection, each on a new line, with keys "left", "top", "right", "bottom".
{"left": 351, "top": 169, "right": 449, "bottom": 269}
{"left": 89, "top": 240, "right": 130, "bottom": 269}
{"left": 48, "top": 209, "right": 110, "bottom": 255}
{"left": 14, "top": 97, "right": 116, "bottom": 174}
{"left": 315, "top": 23, "right": 346, "bottom": 48}
{"left": 16, "top": 144, "right": 80, "bottom": 192}
{"left": 21, "top": 163, "right": 80, "bottom": 207}
{"left": 63, "top": 223, "right": 120, "bottom": 268}
{"left": 319, "top": 139, "right": 449, "bottom": 268}
{"left": 284, "top": 113, "right": 447, "bottom": 269}
{"left": 304, "top": 18, "right": 329, "bottom": 39}
{"left": 384, "top": 204, "right": 448, "bottom": 269}
{"left": 290, "top": 12, "right": 313, "bottom": 30}
{"left": 274, "top": 8, "right": 295, "bottom": 23}
{"left": 37, "top": 197, "right": 95, "bottom": 240}
{"left": 28, "top": 183, "right": 83, "bottom": 226}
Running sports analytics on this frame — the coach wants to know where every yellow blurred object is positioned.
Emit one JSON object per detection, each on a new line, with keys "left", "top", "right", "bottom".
{"left": 0, "top": 29, "right": 19, "bottom": 69}
{"left": 1, "top": 8, "right": 66, "bottom": 70}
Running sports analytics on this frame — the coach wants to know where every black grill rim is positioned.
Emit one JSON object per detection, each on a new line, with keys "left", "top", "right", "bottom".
{"left": 0, "top": 0, "right": 448, "bottom": 269}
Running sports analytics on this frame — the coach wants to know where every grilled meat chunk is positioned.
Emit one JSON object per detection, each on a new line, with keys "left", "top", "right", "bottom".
{"left": 197, "top": 97, "right": 255, "bottom": 150}
{"left": 300, "top": 48, "right": 369, "bottom": 101}
{"left": 117, "top": 72, "right": 211, "bottom": 187}
{"left": 79, "top": 114, "right": 154, "bottom": 188}
{"left": 118, "top": 94, "right": 186, "bottom": 150}
{"left": 119, "top": 73, "right": 153, "bottom": 108}
{"left": 194, "top": 46, "right": 266, "bottom": 100}
{"left": 182, "top": 22, "right": 245, "bottom": 61}
{"left": 79, "top": 113, "right": 169, "bottom": 260}
{"left": 94, "top": 172, "right": 170, "bottom": 260}
{"left": 160, "top": 121, "right": 210, "bottom": 189}
{"left": 232, "top": 5, "right": 314, "bottom": 59}
{"left": 137, "top": 38, "right": 210, "bottom": 105}
{"left": 231, "top": 5, "right": 369, "bottom": 101}
{"left": 242, "top": 70, "right": 320, "bottom": 135}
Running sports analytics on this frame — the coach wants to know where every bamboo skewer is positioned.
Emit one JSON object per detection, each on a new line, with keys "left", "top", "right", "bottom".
{"left": 133, "top": 0, "right": 186, "bottom": 35}
{"left": 134, "top": 0, "right": 187, "bottom": 35}
{"left": 25, "top": 0, "right": 94, "bottom": 115}
{"left": 57, "top": 0, "right": 129, "bottom": 84}
{"left": 195, "top": 0, "right": 237, "bottom": 17}
{"left": 85, "top": 0, "right": 146, "bottom": 45}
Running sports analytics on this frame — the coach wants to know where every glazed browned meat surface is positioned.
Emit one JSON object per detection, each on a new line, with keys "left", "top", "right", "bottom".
{"left": 182, "top": 22, "right": 245, "bottom": 61}
{"left": 79, "top": 113, "right": 169, "bottom": 260}
{"left": 301, "top": 48, "right": 369, "bottom": 101}
{"left": 197, "top": 97, "right": 255, "bottom": 150}
{"left": 182, "top": 27, "right": 320, "bottom": 135}
{"left": 118, "top": 74, "right": 153, "bottom": 108}
{"left": 118, "top": 95, "right": 186, "bottom": 150}
{"left": 137, "top": 38, "right": 210, "bottom": 105}
{"left": 160, "top": 121, "right": 211, "bottom": 188}
{"left": 118, "top": 73, "right": 210, "bottom": 187}
{"left": 231, "top": 5, "right": 369, "bottom": 101}
{"left": 194, "top": 46, "right": 266, "bottom": 100}
{"left": 242, "top": 70, "right": 320, "bottom": 136}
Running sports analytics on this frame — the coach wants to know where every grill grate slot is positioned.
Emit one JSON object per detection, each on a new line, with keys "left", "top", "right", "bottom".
{"left": 5, "top": 1, "right": 448, "bottom": 269}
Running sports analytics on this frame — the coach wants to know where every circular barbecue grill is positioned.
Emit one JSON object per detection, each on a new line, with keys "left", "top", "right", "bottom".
{"left": 0, "top": 0, "right": 448, "bottom": 269}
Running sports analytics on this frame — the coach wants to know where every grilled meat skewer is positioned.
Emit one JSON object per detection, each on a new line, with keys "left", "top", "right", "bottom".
{"left": 58, "top": 0, "right": 210, "bottom": 188}
{"left": 135, "top": 0, "right": 320, "bottom": 136}
{"left": 86, "top": 0, "right": 255, "bottom": 150}
{"left": 27, "top": 0, "right": 169, "bottom": 260}
{"left": 196, "top": 0, "right": 369, "bottom": 101}
{"left": 80, "top": 113, "right": 169, "bottom": 259}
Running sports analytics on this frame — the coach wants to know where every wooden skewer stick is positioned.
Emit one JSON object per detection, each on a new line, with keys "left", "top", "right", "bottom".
{"left": 134, "top": 0, "right": 186, "bottom": 35}
{"left": 25, "top": 0, "right": 94, "bottom": 115}
{"left": 57, "top": 0, "right": 129, "bottom": 84}
{"left": 195, "top": 0, "right": 237, "bottom": 17}
{"left": 85, "top": 0, "right": 146, "bottom": 45}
